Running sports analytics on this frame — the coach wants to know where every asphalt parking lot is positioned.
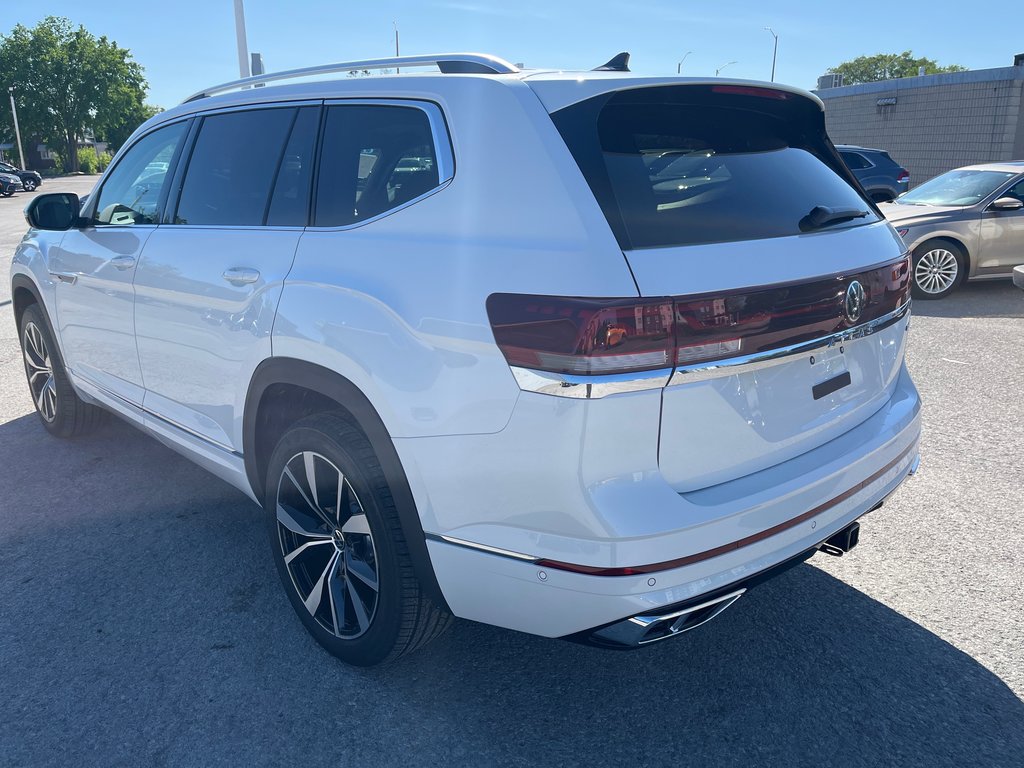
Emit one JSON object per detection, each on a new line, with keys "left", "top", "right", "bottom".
{"left": 1, "top": 176, "right": 1022, "bottom": 767}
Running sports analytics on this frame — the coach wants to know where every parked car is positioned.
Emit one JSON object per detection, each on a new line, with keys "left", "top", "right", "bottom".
{"left": 837, "top": 145, "right": 909, "bottom": 202}
{"left": 11, "top": 53, "right": 921, "bottom": 666}
{"left": 1013, "top": 265, "right": 1024, "bottom": 291}
{"left": 0, "top": 160, "right": 42, "bottom": 191}
{"left": 1, "top": 171, "right": 24, "bottom": 196}
{"left": 882, "top": 162, "right": 1024, "bottom": 299}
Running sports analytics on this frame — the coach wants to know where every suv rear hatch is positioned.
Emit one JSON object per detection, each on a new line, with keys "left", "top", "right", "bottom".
{"left": 546, "top": 82, "right": 910, "bottom": 491}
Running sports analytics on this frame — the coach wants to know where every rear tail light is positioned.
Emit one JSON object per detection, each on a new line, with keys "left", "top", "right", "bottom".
{"left": 486, "top": 258, "right": 910, "bottom": 378}
{"left": 484, "top": 295, "right": 674, "bottom": 376}
{"left": 897, "top": 170, "right": 909, "bottom": 183}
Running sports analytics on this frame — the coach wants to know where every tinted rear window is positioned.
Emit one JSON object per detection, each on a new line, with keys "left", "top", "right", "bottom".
{"left": 552, "top": 86, "right": 876, "bottom": 249}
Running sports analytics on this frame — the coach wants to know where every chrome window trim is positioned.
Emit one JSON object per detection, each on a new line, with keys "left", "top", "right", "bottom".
{"left": 510, "top": 300, "right": 911, "bottom": 399}
{"left": 309, "top": 98, "right": 454, "bottom": 232}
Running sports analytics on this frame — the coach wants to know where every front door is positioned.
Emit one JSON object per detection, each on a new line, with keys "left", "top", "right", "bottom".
{"left": 50, "top": 121, "right": 189, "bottom": 406}
{"left": 134, "top": 104, "right": 319, "bottom": 451}
{"left": 978, "top": 177, "right": 1024, "bottom": 274}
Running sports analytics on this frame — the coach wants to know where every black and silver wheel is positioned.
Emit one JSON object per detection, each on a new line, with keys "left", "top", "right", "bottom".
{"left": 23, "top": 178, "right": 37, "bottom": 191}
{"left": 912, "top": 240, "right": 964, "bottom": 299}
{"left": 19, "top": 304, "right": 105, "bottom": 437}
{"left": 265, "top": 413, "right": 451, "bottom": 666}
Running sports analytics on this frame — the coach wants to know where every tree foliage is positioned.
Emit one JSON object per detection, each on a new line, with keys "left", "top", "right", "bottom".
{"left": 0, "top": 17, "right": 150, "bottom": 171}
{"left": 829, "top": 51, "right": 967, "bottom": 85}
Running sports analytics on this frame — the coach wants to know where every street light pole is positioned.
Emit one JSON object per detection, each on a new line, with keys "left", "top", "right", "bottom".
{"left": 8, "top": 87, "right": 25, "bottom": 170}
{"left": 233, "top": 0, "right": 251, "bottom": 79}
{"left": 764, "top": 27, "right": 778, "bottom": 82}
{"left": 394, "top": 21, "right": 400, "bottom": 74}
{"left": 677, "top": 51, "right": 692, "bottom": 75}
{"left": 715, "top": 61, "right": 737, "bottom": 77}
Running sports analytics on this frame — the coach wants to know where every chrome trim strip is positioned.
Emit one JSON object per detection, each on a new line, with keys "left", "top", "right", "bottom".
{"left": 668, "top": 300, "right": 911, "bottom": 387}
{"left": 425, "top": 533, "right": 538, "bottom": 562}
{"left": 70, "top": 369, "right": 242, "bottom": 457}
{"left": 627, "top": 588, "right": 747, "bottom": 629}
{"left": 510, "top": 300, "right": 911, "bottom": 399}
{"left": 510, "top": 366, "right": 672, "bottom": 399}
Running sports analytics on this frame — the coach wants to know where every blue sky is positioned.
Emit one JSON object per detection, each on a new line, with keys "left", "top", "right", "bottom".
{"left": 6, "top": 0, "right": 1024, "bottom": 108}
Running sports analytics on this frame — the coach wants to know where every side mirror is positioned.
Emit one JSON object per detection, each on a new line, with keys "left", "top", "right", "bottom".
{"left": 989, "top": 197, "right": 1024, "bottom": 211}
{"left": 24, "top": 192, "right": 83, "bottom": 231}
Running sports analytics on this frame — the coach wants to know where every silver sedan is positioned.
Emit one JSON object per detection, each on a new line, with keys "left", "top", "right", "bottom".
{"left": 881, "top": 162, "right": 1024, "bottom": 299}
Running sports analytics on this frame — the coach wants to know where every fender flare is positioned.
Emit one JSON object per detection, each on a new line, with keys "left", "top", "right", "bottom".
{"left": 243, "top": 357, "right": 449, "bottom": 611}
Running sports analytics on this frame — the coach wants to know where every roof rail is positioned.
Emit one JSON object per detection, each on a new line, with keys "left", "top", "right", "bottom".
{"left": 182, "top": 53, "right": 520, "bottom": 103}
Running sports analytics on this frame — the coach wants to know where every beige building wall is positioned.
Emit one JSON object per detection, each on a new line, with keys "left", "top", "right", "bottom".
{"left": 817, "top": 66, "right": 1024, "bottom": 187}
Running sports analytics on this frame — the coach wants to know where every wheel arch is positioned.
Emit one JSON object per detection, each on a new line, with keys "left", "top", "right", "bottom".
{"left": 11, "top": 273, "right": 44, "bottom": 330}
{"left": 911, "top": 235, "right": 973, "bottom": 282}
{"left": 243, "top": 357, "right": 449, "bottom": 611}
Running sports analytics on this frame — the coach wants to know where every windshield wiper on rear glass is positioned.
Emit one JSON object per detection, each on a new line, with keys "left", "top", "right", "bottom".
{"left": 799, "top": 205, "right": 870, "bottom": 232}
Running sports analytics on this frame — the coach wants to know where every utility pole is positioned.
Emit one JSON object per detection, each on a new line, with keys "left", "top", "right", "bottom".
{"left": 764, "top": 27, "right": 778, "bottom": 82}
{"left": 394, "top": 21, "right": 400, "bottom": 73}
{"left": 715, "top": 61, "right": 737, "bottom": 77}
{"left": 233, "top": 0, "right": 251, "bottom": 79}
{"left": 677, "top": 51, "right": 692, "bottom": 75}
{"left": 8, "top": 87, "right": 25, "bottom": 170}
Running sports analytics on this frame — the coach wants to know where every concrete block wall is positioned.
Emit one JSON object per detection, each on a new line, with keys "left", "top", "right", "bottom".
{"left": 817, "top": 67, "right": 1024, "bottom": 187}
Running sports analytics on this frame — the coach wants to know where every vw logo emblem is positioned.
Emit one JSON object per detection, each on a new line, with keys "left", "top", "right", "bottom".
{"left": 845, "top": 280, "right": 866, "bottom": 324}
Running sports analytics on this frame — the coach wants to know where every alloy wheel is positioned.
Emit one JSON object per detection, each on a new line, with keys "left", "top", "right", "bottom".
{"left": 914, "top": 248, "right": 959, "bottom": 295}
{"left": 22, "top": 321, "right": 57, "bottom": 422}
{"left": 275, "top": 451, "right": 380, "bottom": 639}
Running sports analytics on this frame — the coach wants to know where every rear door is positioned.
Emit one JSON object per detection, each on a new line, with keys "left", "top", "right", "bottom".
{"left": 550, "top": 84, "right": 910, "bottom": 491}
{"left": 133, "top": 103, "right": 320, "bottom": 451}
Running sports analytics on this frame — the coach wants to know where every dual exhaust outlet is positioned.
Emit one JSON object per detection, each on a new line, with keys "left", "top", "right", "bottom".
{"left": 587, "top": 521, "right": 862, "bottom": 648}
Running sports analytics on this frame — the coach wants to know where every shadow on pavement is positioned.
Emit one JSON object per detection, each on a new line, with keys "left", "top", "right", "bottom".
{"left": 911, "top": 280, "right": 1023, "bottom": 319}
{"left": 1, "top": 413, "right": 1021, "bottom": 767}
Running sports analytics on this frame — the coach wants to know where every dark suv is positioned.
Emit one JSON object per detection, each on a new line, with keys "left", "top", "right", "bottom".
{"left": 837, "top": 146, "right": 908, "bottom": 203}
{"left": 0, "top": 161, "right": 42, "bottom": 191}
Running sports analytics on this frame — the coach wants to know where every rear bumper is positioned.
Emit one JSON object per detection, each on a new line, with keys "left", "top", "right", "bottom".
{"left": 416, "top": 363, "right": 920, "bottom": 638}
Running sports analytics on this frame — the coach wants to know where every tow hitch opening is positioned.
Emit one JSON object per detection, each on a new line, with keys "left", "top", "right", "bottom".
{"left": 819, "top": 521, "right": 860, "bottom": 557}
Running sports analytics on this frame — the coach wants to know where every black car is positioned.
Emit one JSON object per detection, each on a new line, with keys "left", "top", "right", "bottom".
{"left": 837, "top": 145, "right": 909, "bottom": 203}
{"left": 0, "top": 160, "right": 42, "bottom": 191}
{"left": 1, "top": 172, "right": 25, "bottom": 196}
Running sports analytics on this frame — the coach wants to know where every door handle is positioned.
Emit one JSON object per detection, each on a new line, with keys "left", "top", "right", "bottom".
{"left": 110, "top": 255, "right": 137, "bottom": 270}
{"left": 222, "top": 267, "right": 261, "bottom": 286}
{"left": 49, "top": 271, "right": 78, "bottom": 285}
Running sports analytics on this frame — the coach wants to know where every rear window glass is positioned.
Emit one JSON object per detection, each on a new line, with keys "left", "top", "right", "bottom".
{"left": 553, "top": 88, "right": 877, "bottom": 249}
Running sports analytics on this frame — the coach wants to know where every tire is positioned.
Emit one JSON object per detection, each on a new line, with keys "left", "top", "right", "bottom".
{"left": 1, "top": 188, "right": 12, "bottom": 197}
{"left": 19, "top": 303, "right": 106, "bottom": 437}
{"left": 264, "top": 412, "right": 452, "bottom": 666}
{"left": 23, "top": 178, "right": 37, "bottom": 191}
{"left": 911, "top": 240, "right": 966, "bottom": 300}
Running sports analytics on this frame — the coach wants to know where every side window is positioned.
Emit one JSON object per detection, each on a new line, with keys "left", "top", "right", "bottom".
{"left": 93, "top": 122, "right": 187, "bottom": 225}
{"left": 841, "top": 152, "right": 869, "bottom": 171}
{"left": 314, "top": 105, "right": 440, "bottom": 227}
{"left": 1002, "top": 179, "right": 1024, "bottom": 204}
{"left": 175, "top": 107, "right": 296, "bottom": 226}
{"left": 266, "top": 106, "right": 320, "bottom": 226}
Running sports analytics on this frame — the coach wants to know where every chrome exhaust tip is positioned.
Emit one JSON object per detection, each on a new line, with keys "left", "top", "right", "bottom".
{"left": 589, "top": 588, "right": 746, "bottom": 648}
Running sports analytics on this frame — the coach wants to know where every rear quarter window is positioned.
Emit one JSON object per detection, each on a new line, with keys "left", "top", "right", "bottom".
{"left": 551, "top": 86, "right": 877, "bottom": 249}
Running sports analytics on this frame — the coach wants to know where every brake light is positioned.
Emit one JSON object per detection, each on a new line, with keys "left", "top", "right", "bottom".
{"left": 897, "top": 170, "right": 909, "bottom": 182}
{"left": 710, "top": 85, "right": 791, "bottom": 100}
{"left": 485, "top": 295, "right": 674, "bottom": 375}
{"left": 486, "top": 258, "right": 910, "bottom": 378}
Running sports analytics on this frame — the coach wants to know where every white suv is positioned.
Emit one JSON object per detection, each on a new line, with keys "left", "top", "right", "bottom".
{"left": 11, "top": 53, "right": 920, "bottom": 666}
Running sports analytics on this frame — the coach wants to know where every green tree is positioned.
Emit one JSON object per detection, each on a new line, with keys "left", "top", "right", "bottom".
{"left": 829, "top": 51, "right": 967, "bottom": 85}
{"left": 0, "top": 16, "right": 149, "bottom": 172}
